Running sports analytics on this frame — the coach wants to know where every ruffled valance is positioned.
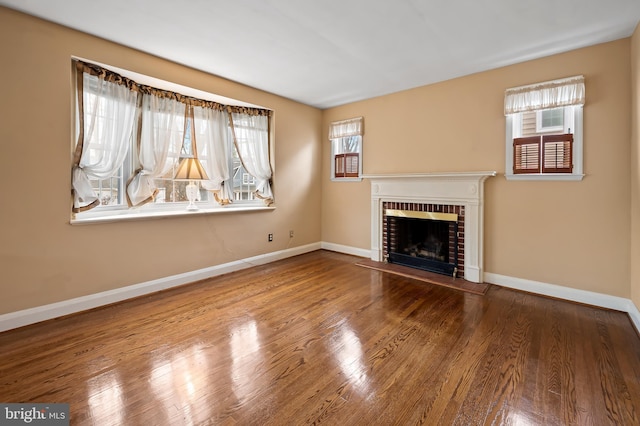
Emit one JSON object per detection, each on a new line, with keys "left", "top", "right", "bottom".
{"left": 328, "top": 117, "right": 364, "bottom": 139}
{"left": 504, "top": 75, "right": 585, "bottom": 115}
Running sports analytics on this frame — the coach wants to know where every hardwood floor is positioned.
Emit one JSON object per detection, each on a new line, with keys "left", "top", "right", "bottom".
{"left": 1, "top": 250, "right": 639, "bottom": 425}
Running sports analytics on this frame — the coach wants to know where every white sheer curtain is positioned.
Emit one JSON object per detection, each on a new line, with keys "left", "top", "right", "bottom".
{"left": 230, "top": 112, "right": 273, "bottom": 203}
{"left": 72, "top": 73, "right": 138, "bottom": 212}
{"left": 126, "top": 94, "right": 185, "bottom": 207}
{"left": 193, "top": 106, "right": 233, "bottom": 204}
{"left": 504, "top": 75, "right": 585, "bottom": 115}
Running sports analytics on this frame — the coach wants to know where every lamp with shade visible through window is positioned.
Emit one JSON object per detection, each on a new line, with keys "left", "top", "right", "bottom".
{"left": 174, "top": 105, "right": 208, "bottom": 211}
{"left": 174, "top": 157, "right": 208, "bottom": 210}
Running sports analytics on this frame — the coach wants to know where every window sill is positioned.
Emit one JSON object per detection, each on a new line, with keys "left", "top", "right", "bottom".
{"left": 71, "top": 204, "right": 275, "bottom": 225}
{"left": 505, "top": 173, "right": 585, "bottom": 181}
{"left": 331, "top": 177, "right": 363, "bottom": 182}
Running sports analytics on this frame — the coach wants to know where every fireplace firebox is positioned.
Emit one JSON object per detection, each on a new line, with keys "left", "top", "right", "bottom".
{"left": 385, "top": 209, "right": 458, "bottom": 277}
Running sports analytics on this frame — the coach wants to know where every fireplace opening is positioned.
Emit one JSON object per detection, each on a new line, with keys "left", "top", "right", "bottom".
{"left": 386, "top": 209, "right": 458, "bottom": 277}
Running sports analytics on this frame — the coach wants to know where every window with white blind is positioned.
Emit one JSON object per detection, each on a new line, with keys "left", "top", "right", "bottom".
{"left": 329, "top": 117, "right": 363, "bottom": 181}
{"left": 504, "top": 76, "right": 585, "bottom": 181}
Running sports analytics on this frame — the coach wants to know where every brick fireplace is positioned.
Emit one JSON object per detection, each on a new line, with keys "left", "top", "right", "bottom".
{"left": 365, "top": 172, "right": 496, "bottom": 283}
{"left": 384, "top": 202, "right": 465, "bottom": 278}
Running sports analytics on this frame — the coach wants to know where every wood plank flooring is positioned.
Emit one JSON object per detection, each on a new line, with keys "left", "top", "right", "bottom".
{"left": 0, "top": 250, "right": 639, "bottom": 425}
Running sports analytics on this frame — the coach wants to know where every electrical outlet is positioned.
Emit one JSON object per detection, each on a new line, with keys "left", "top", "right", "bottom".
{"left": 289, "top": 230, "right": 294, "bottom": 238}
{"left": 268, "top": 233, "right": 273, "bottom": 242}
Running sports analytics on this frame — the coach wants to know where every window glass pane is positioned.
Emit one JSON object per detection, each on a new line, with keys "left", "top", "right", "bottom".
{"left": 232, "top": 144, "right": 256, "bottom": 201}
{"left": 228, "top": 116, "right": 267, "bottom": 203}
{"left": 93, "top": 174, "right": 122, "bottom": 206}
{"left": 147, "top": 115, "right": 209, "bottom": 205}
{"left": 182, "top": 118, "right": 193, "bottom": 156}
{"left": 152, "top": 179, "right": 206, "bottom": 203}
{"left": 523, "top": 108, "right": 566, "bottom": 137}
{"left": 153, "top": 179, "right": 183, "bottom": 203}
{"left": 541, "top": 108, "right": 563, "bottom": 128}
{"left": 333, "top": 136, "right": 360, "bottom": 154}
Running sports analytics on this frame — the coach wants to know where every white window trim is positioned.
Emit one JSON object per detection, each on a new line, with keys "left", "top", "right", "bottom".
{"left": 505, "top": 106, "right": 584, "bottom": 181}
{"left": 331, "top": 177, "right": 363, "bottom": 182}
{"left": 71, "top": 203, "right": 275, "bottom": 225}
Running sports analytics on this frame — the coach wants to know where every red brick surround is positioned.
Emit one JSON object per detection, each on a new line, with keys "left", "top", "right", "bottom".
{"left": 382, "top": 202, "right": 465, "bottom": 278}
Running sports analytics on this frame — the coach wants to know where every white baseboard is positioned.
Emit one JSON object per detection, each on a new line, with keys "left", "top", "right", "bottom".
{"left": 0, "top": 242, "right": 321, "bottom": 333}
{"left": 320, "top": 242, "right": 371, "bottom": 258}
{"left": 623, "top": 298, "right": 640, "bottom": 334}
{"left": 485, "top": 272, "right": 640, "bottom": 333}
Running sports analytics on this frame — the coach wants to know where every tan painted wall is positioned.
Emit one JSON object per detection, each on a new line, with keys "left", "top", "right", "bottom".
{"left": 322, "top": 39, "right": 632, "bottom": 297}
{"left": 632, "top": 25, "right": 640, "bottom": 310}
{"left": 0, "top": 8, "right": 323, "bottom": 314}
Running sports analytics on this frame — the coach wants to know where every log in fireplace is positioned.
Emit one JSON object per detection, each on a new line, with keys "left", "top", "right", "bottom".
{"left": 385, "top": 209, "right": 459, "bottom": 277}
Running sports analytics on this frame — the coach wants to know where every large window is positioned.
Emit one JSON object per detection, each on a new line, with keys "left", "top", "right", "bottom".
{"left": 71, "top": 60, "right": 273, "bottom": 221}
{"left": 504, "top": 76, "right": 585, "bottom": 181}
{"left": 329, "top": 117, "right": 364, "bottom": 181}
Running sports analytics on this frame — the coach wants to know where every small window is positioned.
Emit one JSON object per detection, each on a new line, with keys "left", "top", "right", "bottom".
{"left": 333, "top": 136, "right": 361, "bottom": 178}
{"left": 329, "top": 117, "right": 363, "bottom": 181}
{"left": 504, "top": 76, "right": 584, "bottom": 181}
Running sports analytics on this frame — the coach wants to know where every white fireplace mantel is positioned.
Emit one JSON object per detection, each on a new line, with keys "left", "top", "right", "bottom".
{"left": 364, "top": 171, "right": 496, "bottom": 283}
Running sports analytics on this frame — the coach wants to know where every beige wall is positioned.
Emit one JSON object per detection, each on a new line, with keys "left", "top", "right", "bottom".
{"left": 632, "top": 25, "right": 640, "bottom": 310}
{"left": 0, "top": 8, "right": 323, "bottom": 314}
{"left": 322, "top": 39, "right": 632, "bottom": 297}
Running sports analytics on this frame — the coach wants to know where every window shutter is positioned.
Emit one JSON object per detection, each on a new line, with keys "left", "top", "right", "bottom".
{"left": 514, "top": 134, "right": 573, "bottom": 174}
{"left": 542, "top": 134, "right": 573, "bottom": 173}
{"left": 513, "top": 137, "right": 541, "bottom": 174}
{"left": 344, "top": 153, "right": 359, "bottom": 177}
{"left": 334, "top": 153, "right": 359, "bottom": 178}
{"left": 335, "top": 154, "right": 345, "bottom": 177}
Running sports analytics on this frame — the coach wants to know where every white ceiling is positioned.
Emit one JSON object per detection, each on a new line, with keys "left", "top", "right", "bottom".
{"left": 2, "top": 0, "right": 640, "bottom": 109}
